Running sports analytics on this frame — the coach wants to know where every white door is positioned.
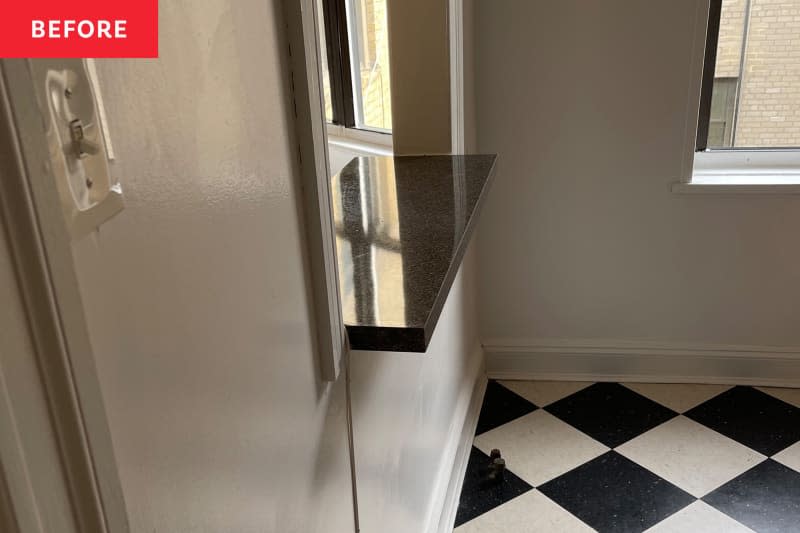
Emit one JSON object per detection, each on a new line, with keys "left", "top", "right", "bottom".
{"left": 0, "top": 1, "right": 355, "bottom": 531}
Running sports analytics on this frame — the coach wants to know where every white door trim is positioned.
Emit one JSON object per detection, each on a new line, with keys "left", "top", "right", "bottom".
{"left": 449, "top": 0, "right": 465, "bottom": 154}
{"left": 283, "top": 0, "right": 347, "bottom": 382}
{"left": 282, "top": 1, "right": 359, "bottom": 529}
{"left": 0, "top": 59, "right": 129, "bottom": 533}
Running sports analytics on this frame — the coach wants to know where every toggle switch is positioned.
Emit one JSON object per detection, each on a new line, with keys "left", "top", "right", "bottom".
{"left": 30, "top": 58, "right": 124, "bottom": 239}
{"left": 69, "top": 118, "right": 100, "bottom": 159}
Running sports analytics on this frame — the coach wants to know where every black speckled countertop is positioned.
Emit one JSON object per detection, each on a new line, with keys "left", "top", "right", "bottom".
{"left": 332, "top": 154, "right": 497, "bottom": 352}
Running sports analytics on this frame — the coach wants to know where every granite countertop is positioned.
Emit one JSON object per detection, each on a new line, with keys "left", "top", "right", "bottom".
{"left": 332, "top": 154, "right": 497, "bottom": 352}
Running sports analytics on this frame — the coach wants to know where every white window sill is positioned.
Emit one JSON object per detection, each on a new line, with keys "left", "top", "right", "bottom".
{"left": 326, "top": 123, "right": 393, "bottom": 154}
{"left": 679, "top": 150, "right": 800, "bottom": 194}
{"left": 673, "top": 175, "right": 800, "bottom": 194}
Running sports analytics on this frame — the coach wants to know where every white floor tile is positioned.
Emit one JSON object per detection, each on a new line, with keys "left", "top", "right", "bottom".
{"left": 773, "top": 441, "right": 800, "bottom": 473}
{"left": 644, "top": 501, "right": 755, "bottom": 532}
{"left": 455, "top": 490, "right": 594, "bottom": 533}
{"left": 757, "top": 386, "right": 800, "bottom": 408}
{"left": 498, "top": 380, "right": 591, "bottom": 407}
{"left": 623, "top": 383, "right": 731, "bottom": 413}
{"left": 473, "top": 410, "right": 608, "bottom": 487}
{"left": 616, "top": 416, "right": 765, "bottom": 498}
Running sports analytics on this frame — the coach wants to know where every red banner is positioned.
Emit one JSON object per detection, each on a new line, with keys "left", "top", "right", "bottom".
{"left": 0, "top": 0, "right": 158, "bottom": 58}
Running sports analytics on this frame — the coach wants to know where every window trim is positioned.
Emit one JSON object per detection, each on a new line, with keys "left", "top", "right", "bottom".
{"left": 327, "top": 123, "right": 392, "bottom": 148}
{"left": 696, "top": 0, "right": 722, "bottom": 152}
{"left": 286, "top": 0, "right": 347, "bottom": 380}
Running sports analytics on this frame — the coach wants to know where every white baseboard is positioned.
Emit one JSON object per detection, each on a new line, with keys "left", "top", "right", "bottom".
{"left": 485, "top": 338, "right": 800, "bottom": 388}
{"left": 429, "top": 346, "right": 486, "bottom": 533}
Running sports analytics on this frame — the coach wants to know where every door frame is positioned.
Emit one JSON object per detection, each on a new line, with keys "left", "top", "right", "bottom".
{"left": 0, "top": 59, "right": 129, "bottom": 533}
{"left": 283, "top": 0, "right": 348, "bottom": 382}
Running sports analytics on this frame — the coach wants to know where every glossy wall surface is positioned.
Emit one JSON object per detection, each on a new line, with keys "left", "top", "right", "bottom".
{"left": 60, "top": 1, "right": 355, "bottom": 531}
{"left": 475, "top": 0, "right": 800, "bottom": 348}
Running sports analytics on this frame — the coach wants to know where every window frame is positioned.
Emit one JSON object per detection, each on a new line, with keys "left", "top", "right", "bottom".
{"left": 696, "top": 0, "right": 723, "bottom": 153}
{"left": 321, "top": 0, "right": 357, "bottom": 128}
{"left": 320, "top": 0, "right": 393, "bottom": 136}
{"left": 694, "top": 0, "right": 767, "bottom": 153}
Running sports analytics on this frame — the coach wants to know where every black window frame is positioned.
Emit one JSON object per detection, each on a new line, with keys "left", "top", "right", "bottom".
{"left": 696, "top": 0, "right": 723, "bottom": 152}
{"left": 321, "top": 0, "right": 357, "bottom": 127}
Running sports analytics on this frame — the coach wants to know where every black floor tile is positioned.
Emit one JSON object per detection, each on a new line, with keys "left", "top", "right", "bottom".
{"left": 685, "top": 386, "right": 800, "bottom": 456}
{"left": 474, "top": 380, "right": 538, "bottom": 435}
{"left": 538, "top": 451, "right": 695, "bottom": 533}
{"left": 454, "top": 446, "right": 533, "bottom": 527}
{"left": 703, "top": 459, "right": 800, "bottom": 533}
{"left": 544, "top": 382, "right": 677, "bottom": 448}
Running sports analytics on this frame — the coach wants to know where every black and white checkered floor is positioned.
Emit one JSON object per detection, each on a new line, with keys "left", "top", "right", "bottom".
{"left": 454, "top": 380, "right": 800, "bottom": 532}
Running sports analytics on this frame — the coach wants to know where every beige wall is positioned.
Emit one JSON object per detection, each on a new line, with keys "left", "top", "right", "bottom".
{"left": 475, "top": 0, "right": 800, "bottom": 349}
{"left": 387, "top": 0, "right": 452, "bottom": 153}
{"left": 66, "top": 1, "right": 356, "bottom": 531}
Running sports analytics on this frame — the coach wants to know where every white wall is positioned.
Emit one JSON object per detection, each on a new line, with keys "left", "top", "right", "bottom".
{"left": 65, "top": 1, "right": 355, "bottom": 531}
{"left": 475, "top": 0, "right": 800, "bottom": 352}
{"left": 350, "top": 248, "right": 482, "bottom": 533}
{"left": 327, "top": 149, "right": 483, "bottom": 532}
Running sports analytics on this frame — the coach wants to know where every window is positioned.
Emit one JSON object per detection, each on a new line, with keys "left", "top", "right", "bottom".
{"left": 707, "top": 77, "right": 738, "bottom": 148}
{"left": 692, "top": 0, "right": 800, "bottom": 187}
{"left": 699, "top": 0, "right": 800, "bottom": 150}
{"left": 318, "top": 0, "right": 392, "bottom": 133}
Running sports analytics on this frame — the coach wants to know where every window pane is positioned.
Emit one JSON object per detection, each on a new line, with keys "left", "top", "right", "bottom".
{"left": 710, "top": 0, "right": 800, "bottom": 148}
{"left": 347, "top": 0, "right": 392, "bottom": 131}
{"left": 708, "top": 78, "right": 738, "bottom": 147}
{"left": 316, "top": 0, "right": 334, "bottom": 123}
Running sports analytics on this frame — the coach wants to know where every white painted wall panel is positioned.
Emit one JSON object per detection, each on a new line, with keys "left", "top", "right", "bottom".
{"left": 475, "top": 0, "right": 800, "bottom": 348}
{"left": 63, "top": 1, "right": 355, "bottom": 531}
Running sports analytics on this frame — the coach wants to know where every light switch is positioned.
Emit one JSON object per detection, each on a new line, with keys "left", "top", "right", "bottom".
{"left": 30, "top": 58, "right": 123, "bottom": 239}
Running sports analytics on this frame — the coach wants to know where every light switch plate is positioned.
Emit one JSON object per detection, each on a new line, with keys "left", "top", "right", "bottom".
{"left": 30, "top": 58, "right": 123, "bottom": 240}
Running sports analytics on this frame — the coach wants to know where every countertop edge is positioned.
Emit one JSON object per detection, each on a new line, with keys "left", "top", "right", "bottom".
{"left": 421, "top": 155, "right": 498, "bottom": 347}
{"left": 346, "top": 325, "right": 428, "bottom": 352}
{"left": 344, "top": 154, "right": 498, "bottom": 353}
